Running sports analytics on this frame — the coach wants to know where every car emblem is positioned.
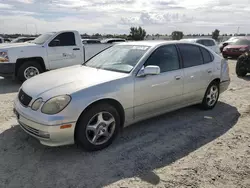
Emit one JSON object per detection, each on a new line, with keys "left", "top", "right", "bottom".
{"left": 20, "top": 94, "right": 24, "bottom": 101}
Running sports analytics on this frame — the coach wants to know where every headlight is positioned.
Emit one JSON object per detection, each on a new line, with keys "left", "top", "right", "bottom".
{"left": 41, "top": 95, "right": 71, "bottom": 115}
{"left": 31, "top": 98, "right": 43, "bottom": 111}
{"left": 0, "top": 51, "right": 9, "bottom": 62}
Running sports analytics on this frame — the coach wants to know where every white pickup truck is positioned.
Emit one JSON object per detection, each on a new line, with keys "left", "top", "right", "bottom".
{"left": 0, "top": 30, "right": 112, "bottom": 81}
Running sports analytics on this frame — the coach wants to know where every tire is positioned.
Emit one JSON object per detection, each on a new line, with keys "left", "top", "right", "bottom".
{"left": 223, "top": 55, "right": 227, "bottom": 59}
{"left": 17, "top": 61, "right": 43, "bottom": 82}
{"left": 236, "top": 59, "right": 247, "bottom": 77}
{"left": 75, "top": 103, "right": 121, "bottom": 151}
{"left": 201, "top": 81, "right": 220, "bottom": 110}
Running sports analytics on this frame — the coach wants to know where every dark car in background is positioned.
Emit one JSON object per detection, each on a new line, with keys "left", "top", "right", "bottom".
{"left": 222, "top": 38, "right": 250, "bottom": 58}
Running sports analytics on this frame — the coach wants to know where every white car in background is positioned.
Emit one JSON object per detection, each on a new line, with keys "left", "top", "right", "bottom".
{"left": 180, "top": 38, "right": 220, "bottom": 54}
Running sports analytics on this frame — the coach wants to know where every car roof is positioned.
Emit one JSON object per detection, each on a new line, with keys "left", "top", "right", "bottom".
{"left": 181, "top": 38, "right": 215, "bottom": 41}
{"left": 116, "top": 40, "right": 203, "bottom": 47}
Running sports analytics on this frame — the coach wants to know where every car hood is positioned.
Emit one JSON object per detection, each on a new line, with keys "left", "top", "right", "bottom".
{"left": 0, "top": 42, "right": 37, "bottom": 49}
{"left": 21, "top": 65, "right": 129, "bottom": 98}
{"left": 225, "top": 45, "right": 249, "bottom": 49}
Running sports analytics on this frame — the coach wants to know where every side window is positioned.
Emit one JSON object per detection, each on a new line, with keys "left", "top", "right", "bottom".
{"left": 197, "top": 40, "right": 204, "bottom": 45}
{"left": 177, "top": 44, "right": 203, "bottom": 68}
{"left": 200, "top": 47, "right": 213, "bottom": 64}
{"left": 49, "top": 32, "right": 76, "bottom": 46}
{"left": 209, "top": 40, "right": 215, "bottom": 46}
{"left": 144, "top": 45, "right": 180, "bottom": 73}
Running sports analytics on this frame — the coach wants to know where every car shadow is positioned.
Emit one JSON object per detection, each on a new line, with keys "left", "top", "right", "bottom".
{"left": 0, "top": 77, "right": 20, "bottom": 94}
{"left": 0, "top": 102, "right": 240, "bottom": 188}
{"left": 238, "top": 74, "right": 250, "bottom": 81}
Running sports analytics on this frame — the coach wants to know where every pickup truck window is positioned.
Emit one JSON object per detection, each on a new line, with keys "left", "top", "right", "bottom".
{"left": 49, "top": 32, "right": 76, "bottom": 47}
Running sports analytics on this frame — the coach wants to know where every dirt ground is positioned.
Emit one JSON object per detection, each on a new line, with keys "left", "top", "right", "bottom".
{"left": 0, "top": 60, "right": 249, "bottom": 188}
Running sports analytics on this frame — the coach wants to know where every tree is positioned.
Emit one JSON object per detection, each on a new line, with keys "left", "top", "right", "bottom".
{"left": 171, "top": 31, "right": 184, "bottom": 40}
{"left": 128, "top": 26, "right": 146, "bottom": 41}
{"left": 212, "top": 29, "right": 220, "bottom": 41}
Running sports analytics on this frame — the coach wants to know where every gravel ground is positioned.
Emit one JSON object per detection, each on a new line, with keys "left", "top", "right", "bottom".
{"left": 0, "top": 60, "right": 249, "bottom": 188}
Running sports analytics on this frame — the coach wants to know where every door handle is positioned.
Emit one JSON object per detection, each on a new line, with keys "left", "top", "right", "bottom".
{"left": 175, "top": 75, "right": 182, "bottom": 80}
{"left": 207, "top": 69, "right": 212, "bottom": 74}
{"left": 73, "top": 48, "right": 80, "bottom": 51}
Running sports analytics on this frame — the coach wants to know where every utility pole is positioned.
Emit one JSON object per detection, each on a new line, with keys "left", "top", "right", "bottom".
{"left": 237, "top": 27, "right": 240, "bottom": 35}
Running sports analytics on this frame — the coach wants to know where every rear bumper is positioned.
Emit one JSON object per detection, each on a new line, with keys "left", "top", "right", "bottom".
{"left": 220, "top": 80, "right": 230, "bottom": 93}
{"left": 0, "top": 63, "right": 15, "bottom": 77}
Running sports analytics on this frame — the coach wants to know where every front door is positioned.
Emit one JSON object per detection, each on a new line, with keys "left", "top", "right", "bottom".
{"left": 134, "top": 44, "right": 184, "bottom": 118}
{"left": 47, "top": 32, "right": 82, "bottom": 70}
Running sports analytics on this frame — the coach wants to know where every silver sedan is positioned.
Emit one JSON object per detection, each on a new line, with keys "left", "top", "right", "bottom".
{"left": 14, "top": 41, "right": 230, "bottom": 151}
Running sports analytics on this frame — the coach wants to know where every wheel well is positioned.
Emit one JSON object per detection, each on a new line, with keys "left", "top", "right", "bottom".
{"left": 212, "top": 78, "right": 220, "bottom": 84}
{"left": 15, "top": 57, "right": 46, "bottom": 76}
{"left": 76, "top": 98, "right": 125, "bottom": 127}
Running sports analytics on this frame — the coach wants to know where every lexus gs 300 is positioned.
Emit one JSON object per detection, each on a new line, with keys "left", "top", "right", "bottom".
{"left": 14, "top": 41, "right": 230, "bottom": 151}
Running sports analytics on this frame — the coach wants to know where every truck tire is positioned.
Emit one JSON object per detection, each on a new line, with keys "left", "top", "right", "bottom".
{"left": 236, "top": 58, "right": 247, "bottom": 77}
{"left": 17, "top": 61, "right": 43, "bottom": 82}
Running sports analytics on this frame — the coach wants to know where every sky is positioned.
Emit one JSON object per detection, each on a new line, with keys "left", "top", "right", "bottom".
{"left": 0, "top": 0, "right": 250, "bottom": 35}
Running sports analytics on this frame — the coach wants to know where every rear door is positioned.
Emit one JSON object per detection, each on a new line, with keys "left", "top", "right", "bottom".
{"left": 177, "top": 44, "right": 214, "bottom": 103}
{"left": 47, "top": 32, "right": 82, "bottom": 70}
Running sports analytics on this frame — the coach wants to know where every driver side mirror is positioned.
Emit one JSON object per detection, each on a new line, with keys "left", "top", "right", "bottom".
{"left": 137, "top": 65, "right": 160, "bottom": 77}
{"left": 49, "top": 39, "right": 60, "bottom": 47}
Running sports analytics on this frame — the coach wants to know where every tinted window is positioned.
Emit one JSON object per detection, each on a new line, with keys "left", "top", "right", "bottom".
{"left": 50, "top": 32, "right": 76, "bottom": 46}
{"left": 197, "top": 39, "right": 215, "bottom": 46}
{"left": 178, "top": 44, "right": 203, "bottom": 68}
{"left": 200, "top": 47, "right": 212, "bottom": 63}
{"left": 144, "top": 45, "right": 180, "bottom": 73}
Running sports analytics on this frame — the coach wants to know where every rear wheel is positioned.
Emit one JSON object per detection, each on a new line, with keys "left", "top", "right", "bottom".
{"left": 223, "top": 55, "right": 228, "bottom": 59}
{"left": 201, "top": 82, "right": 220, "bottom": 110}
{"left": 75, "top": 103, "right": 121, "bottom": 151}
{"left": 17, "top": 61, "right": 43, "bottom": 82}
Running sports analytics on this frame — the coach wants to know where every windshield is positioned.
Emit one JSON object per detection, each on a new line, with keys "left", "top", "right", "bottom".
{"left": 11, "top": 38, "right": 21, "bottom": 43}
{"left": 84, "top": 45, "right": 150, "bottom": 73}
{"left": 233, "top": 39, "right": 250, "bottom": 45}
{"left": 31, "top": 32, "right": 55, "bottom": 45}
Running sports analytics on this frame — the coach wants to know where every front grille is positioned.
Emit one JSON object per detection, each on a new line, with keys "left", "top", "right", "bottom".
{"left": 19, "top": 122, "right": 50, "bottom": 139}
{"left": 18, "top": 89, "right": 32, "bottom": 107}
{"left": 230, "top": 48, "right": 239, "bottom": 52}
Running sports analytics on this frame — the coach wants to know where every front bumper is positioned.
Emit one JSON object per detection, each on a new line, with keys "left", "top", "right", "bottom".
{"left": 14, "top": 98, "right": 76, "bottom": 147}
{"left": 222, "top": 51, "right": 244, "bottom": 57}
{"left": 220, "top": 80, "right": 230, "bottom": 94}
{"left": 0, "top": 63, "right": 15, "bottom": 77}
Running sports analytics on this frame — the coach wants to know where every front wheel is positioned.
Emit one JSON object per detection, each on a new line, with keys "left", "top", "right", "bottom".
{"left": 75, "top": 103, "right": 121, "bottom": 151}
{"left": 17, "top": 61, "right": 43, "bottom": 82}
{"left": 201, "top": 82, "right": 220, "bottom": 110}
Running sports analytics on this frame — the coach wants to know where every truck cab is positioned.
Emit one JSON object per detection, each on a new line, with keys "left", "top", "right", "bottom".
{"left": 0, "top": 30, "right": 84, "bottom": 81}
